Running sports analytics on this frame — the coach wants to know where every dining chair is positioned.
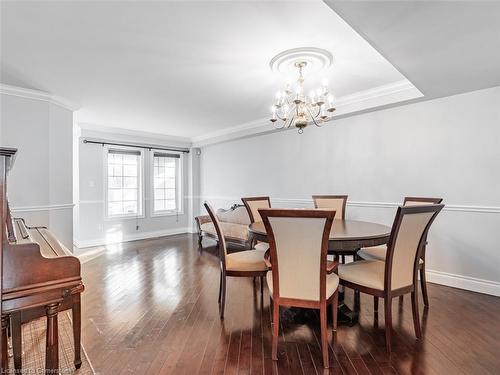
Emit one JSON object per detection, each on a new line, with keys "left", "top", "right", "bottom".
{"left": 259, "top": 208, "right": 339, "bottom": 368}
{"left": 242, "top": 196, "right": 271, "bottom": 251}
{"left": 312, "top": 195, "right": 348, "bottom": 264}
{"left": 338, "top": 204, "right": 444, "bottom": 353}
{"left": 204, "top": 202, "right": 268, "bottom": 319}
{"left": 312, "top": 195, "right": 348, "bottom": 219}
{"left": 358, "top": 196, "right": 443, "bottom": 306}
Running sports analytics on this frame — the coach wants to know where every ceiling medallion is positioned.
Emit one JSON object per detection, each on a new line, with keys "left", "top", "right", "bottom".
{"left": 269, "top": 47, "right": 335, "bottom": 134}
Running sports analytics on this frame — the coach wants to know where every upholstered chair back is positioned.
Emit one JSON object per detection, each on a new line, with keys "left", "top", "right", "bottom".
{"left": 385, "top": 205, "right": 443, "bottom": 290}
{"left": 204, "top": 202, "right": 228, "bottom": 265}
{"left": 242, "top": 197, "right": 271, "bottom": 223}
{"left": 260, "top": 209, "right": 335, "bottom": 302}
{"left": 312, "top": 195, "right": 348, "bottom": 219}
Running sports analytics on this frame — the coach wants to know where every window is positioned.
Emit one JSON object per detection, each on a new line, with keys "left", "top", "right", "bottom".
{"left": 152, "top": 152, "right": 181, "bottom": 214}
{"left": 106, "top": 149, "right": 143, "bottom": 218}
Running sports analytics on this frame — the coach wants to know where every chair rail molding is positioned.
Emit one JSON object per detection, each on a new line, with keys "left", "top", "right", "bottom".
{"left": 11, "top": 203, "right": 75, "bottom": 213}
{"left": 200, "top": 196, "right": 500, "bottom": 215}
{"left": 0, "top": 83, "right": 79, "bottom": 112}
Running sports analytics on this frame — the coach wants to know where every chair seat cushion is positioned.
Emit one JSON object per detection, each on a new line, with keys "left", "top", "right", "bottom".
{"left": 254, "top": 242, "right": 270, "bottom": 251}
{"left": 358, "top": 246, "right": 423, "bottom": 264}
{"left": 226, "top": 249, "right": 267, "bottom": 272}
{"left": 266, "top": 271, "right": 339, "bottom": 300}
{"left": 338, "top": 260, "right": 386, "bottom": 291}
{"left": 200, "top": 222, "right": 249, "bottom": 241}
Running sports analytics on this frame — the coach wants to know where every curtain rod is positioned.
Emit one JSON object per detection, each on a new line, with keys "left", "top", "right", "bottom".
{"left": 83, "top": 139, "right": 190, "bottom": 153}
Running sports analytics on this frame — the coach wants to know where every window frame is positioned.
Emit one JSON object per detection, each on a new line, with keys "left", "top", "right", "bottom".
{"left": 149, "top": 151, "right": 183, "bottom": 217}
{"left": 103, "top": 145, "right": 145, "bottom": 220}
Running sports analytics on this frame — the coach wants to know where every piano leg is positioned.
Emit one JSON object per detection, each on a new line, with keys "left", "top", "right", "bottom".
{"left": 11, "top": 312, "right": 22, "bottom": 370}
{"left": 1, "top": 314, "right": 9, "bottom": 371}
{"left": 45, "top": 303, "right": 60, "bottom": 373}
{"left": 72, "top": 294, "right": 82, "bottom": 369}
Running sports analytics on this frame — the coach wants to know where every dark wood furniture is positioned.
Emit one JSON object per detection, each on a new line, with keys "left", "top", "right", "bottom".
{"left": 0, "top": 147, "right": 84, "bottom": 373}
{"left": 358, "top": 196, "right": 443, "bottom": 307}
{"left": 249, "top": 218, "right": 391, "bottom": 325}
{"left": 312, "top": 195, "right": 349, "bottom": 264}
{"left": 204, "top": 203, "right": 268, "bottom": 319}
{"left": 259, "top": 208, "right": 339, "bottom": 368}
{"left": 338, "top": 204, "right": 444, "bottom": 353}
{"left": 404, "top": 197, "right": 444, "bottom": 307}
{"left": 241, "top": 196, "right": 271, "bottom": 251}
{"left": 249, "top": 219, "right": 391, "bottom": 254}
{"left": 312, "top": 195, "right": 348, "bottom": 219}
{"left": 241, "top": 196, "right": 271, "bottom": 223}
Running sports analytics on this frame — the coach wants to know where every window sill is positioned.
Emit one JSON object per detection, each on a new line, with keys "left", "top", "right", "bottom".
{"left": 105, "top": 213, "right": 146, "bottom": 221}
{"left": 151, "top": 211, "right": 184, "bottom": 218}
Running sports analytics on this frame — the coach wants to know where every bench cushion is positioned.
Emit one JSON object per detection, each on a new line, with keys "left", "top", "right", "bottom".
{"left": 200, "top": 222, "right": 249, "bottom": 241}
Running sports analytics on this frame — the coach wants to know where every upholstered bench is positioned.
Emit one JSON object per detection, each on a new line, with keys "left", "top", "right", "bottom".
{"left": 195, "top": 204, "right": 252, "bottom": 249}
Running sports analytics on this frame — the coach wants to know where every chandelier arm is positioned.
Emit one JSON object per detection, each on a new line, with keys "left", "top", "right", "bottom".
{"left": 313, "top": 106, "right": 321, "bottom": 118}
{"left": 307, "top": 107, "right": 323, "bottom": 127}
{"left": 286, "top": 114, "right": 295, "bottom": 129}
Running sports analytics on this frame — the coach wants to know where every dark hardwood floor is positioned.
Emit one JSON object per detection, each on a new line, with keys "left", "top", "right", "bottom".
{"left": 79, "top": 234, "right": 500, "bottom": 374}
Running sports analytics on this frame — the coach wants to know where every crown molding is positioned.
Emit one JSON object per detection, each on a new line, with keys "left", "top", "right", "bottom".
{"left": 0, "top": 83, "right": 79, "bottom": 111}
{"left": 78, "top": 122, "right": 192, "bottom": 146}
{"left": 191, "top": 79, "right": 423, "bottom": 147}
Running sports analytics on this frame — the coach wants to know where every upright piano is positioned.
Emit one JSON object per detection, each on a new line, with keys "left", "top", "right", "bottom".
{"left": 1, "top": 147, "right": 85, "bottom": 373}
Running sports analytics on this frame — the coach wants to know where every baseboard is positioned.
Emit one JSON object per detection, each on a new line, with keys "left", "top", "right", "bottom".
{"left": 426, "top": 269, "right": 500, "bottom": 297}
{"left": 74, "top": 227, "right": 191, "bottom": 248}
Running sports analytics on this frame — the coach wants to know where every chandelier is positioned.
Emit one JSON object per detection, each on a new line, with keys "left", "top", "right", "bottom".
{"left": 270, "top": 61, "right": 335, "bottom": 134}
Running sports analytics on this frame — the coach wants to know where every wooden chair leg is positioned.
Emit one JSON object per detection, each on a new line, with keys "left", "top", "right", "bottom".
{"left": 72, "top": 294, "right": 82, "bottom": 369}
{"left": 1, "top": 314, "right": 9, "bottom": 371}
{"left": 332, "top": 290, "right": 338, "bottom": 332}
{"left": 399, "top": 295, "right": 404, "bottom": 304}
{"left": 271, "top": 301, "right": 279, "bottom": 361}
{"left": 260, "top": 276, "right": 264, "bottom": 295}
{"left": 320, "top": 304, "right": 329, "bottom": 368}
{"left": 374, "top": 296, "right": 379, "bottom": 312}
{"left": 45, "top": 303, "right": 60, "bottom": 372}
{"left": 218, "top": 271, "right": 222, "bottom": 303}
{"left": 219, "top": 274, "right": 226, "bottom": 319}
{"left": 269, "top": 296, "right": 273, "bottom": 324}
{"left": 11, "top": 313, "right": 22, "bottom": 370}
{"left": 384, "top": 297, "right": 392, "bottom": 354}
{"left": 411, "top": 291, "right": 422, "bottom": 339}
{"left": 420, "top": 266, "right": 429, "bottom": 307}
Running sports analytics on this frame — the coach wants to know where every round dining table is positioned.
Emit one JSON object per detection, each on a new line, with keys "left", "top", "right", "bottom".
{"left": 248, "top": 219, "right": 392, "bottom": 325}
{"left": 249, "top": 219, "right": 391, "bottom": 255}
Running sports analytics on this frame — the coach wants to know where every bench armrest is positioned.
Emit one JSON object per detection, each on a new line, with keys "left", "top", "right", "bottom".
{"left": 195, "top": 215, "right": 211, "bottom": 232}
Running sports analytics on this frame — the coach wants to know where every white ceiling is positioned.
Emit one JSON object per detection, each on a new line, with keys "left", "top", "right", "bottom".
{"left": 0, "top": 0, "right": 413, "bottom": 138}
{"left": 325, "top": 0, "right": 500, "bottom": 99}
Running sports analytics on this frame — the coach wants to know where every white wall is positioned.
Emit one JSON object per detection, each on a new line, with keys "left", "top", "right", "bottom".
{"left": 75, "top": 127, "right": 195, "bottom": 247}
{"left": 200, "top": 86, "right": 500, "bottom": 296}
{"left": 0, "top": 92, "right": 74, "bottom": 248}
